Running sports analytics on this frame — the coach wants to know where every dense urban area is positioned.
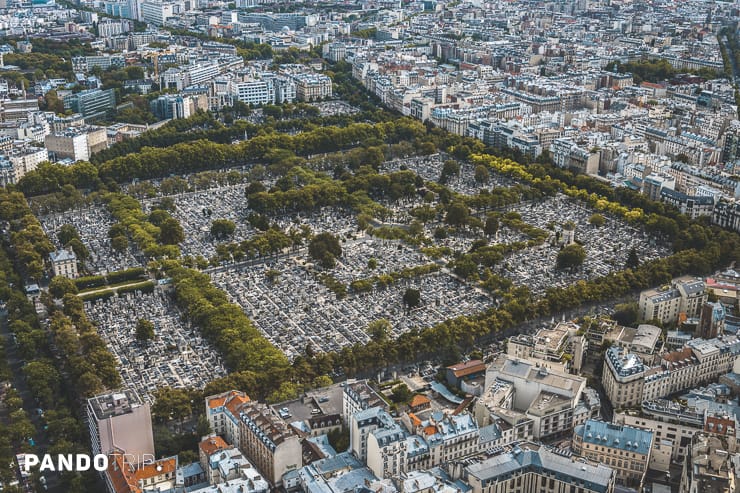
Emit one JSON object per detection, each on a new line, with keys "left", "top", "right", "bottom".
{"left": 1, "top": 0, "right": 740, "bottom": 492}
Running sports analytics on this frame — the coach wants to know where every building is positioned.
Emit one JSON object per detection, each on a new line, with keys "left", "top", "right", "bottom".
{"left": 6, "top": 146, "right": 48, "bottom": 183}
{"left": 603, "top": 336, "right": 740, "bottom": 409}
{"left": 104, "top": 454, "right": 178, "bottom": 493}
{"left": 445, "top": 359, "right": 486, "bottom": 391}
{"left": 507, "top": 322, "right": 587, "bottom": 372}
{"left": 86, "top": 389, "right": 155, "bottom": 462}
{"left": 679, "top": 433, "right": 736, "bottom": 493}
{"left": 45, "top": 126, "right": 108, "bottom": 161}
{"left": 349, "top": 406, "right": 394, "bottom": 463}
{"left": 616, "top": 395, "right": 740, "bottom": 463}
{"left": 63, "top": 89, "right": 116, "bottom": 118}
{"left": 72, "top": 54, "right": 125, "bottom": 73}
{"left": 602, "top": 346, "right": 654, "bottom": 409}
{"left": 198, "top": 434, "right": 264, "bottom": 487}
{"left": 572, "top": 419, "right": 653, "bottom": 487}
{"left": 638, "top": 277, "right": 707, "bottom": 325}
{"left": 698, "top": 302, "right": 726, "bottom": 339}
{"left": 480, "top": 356, "right": 595, "bottom": 439}
{"left": 50, "top": 247, "right": 78, "bottom": 279}
{"left": 292, "top": 73, "right": 332, "bottom": 102}
{"left": 140, "top": 0, "right": 179, "bottom": 25}
{"left": 205, "top": 390, "right": 249, "bottom": 447}
{"left": 343, "top": 380, "right": 387, "bottom": 423}
{"left": 237, "top": 401, "right": 302, "bottom": 486}
{"left": 1, "top": 99, "right": 39, "bottom": 122}
{"left": 462, "top": 443, "right": 616, "bottom": 493}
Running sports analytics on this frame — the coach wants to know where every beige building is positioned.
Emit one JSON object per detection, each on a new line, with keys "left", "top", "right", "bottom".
{"left": 572, "top": 419, "right": 653, "bottom": 487}
{"left": 86, "top": 389, "right": 155, "bottom": 462}
{"left": 45, "top": 126, "right": 108, "bottom": 162}
{"left": 50, "top": 247, "right": 78, "bottom": 279}
{"left": 237, "top": 401, "right": 302, "bottom": 486}
{"left": 205, "top": 390, "right": 250, "bottom": 446}
{"left": 463, "top": 443, "right": 616, "bottom": 493}
{"left": 638, "top": 277, "right": 707, "bottom": 325}
{"left": 481, "top": 355, "right": 598, "bottom": 440}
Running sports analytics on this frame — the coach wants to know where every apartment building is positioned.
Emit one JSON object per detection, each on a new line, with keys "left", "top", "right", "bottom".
{"left": 603, "top": 336, "right": 740, "bottom": 409}
{"left": 638, "top": 276, "right": 707, "bottom": 325}
{"left": 572, "top": 419, "right": 653, "bottom": 487}
{"left": 86, "top": 389, "right": 155, "bottom": 461}
{"left": 205, "top": 390, "right": 250, "bottom": 446}
{"left": 482, "top": 355, "right": 596, "bottom": 439}
{"left": 236, "top": 401, "right": 302, "bottom": 486}
{"left": 50, "top": 247, "right": 78, "bottom": 279}
{"left": 463, "top": 443, "right": 616, "bottom": 493}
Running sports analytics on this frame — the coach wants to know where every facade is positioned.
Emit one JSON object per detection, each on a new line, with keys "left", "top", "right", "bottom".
{"left": 572, "top": 419, "right": 653, "bottom": 487}
{"left": 463, "top": 444, "right": 615, "bottom": 493}
{"left": 205, "top": 390, "right": 250, "bottom": 446}
{"left": 86, "top": 389, "right": 155, "bottom": 461}
{"left": 292, "top": 73, "right": 332, "bottom": 101}
{"left": 63, "top": 89, "right": 116, "bottom": 117}
{"left": 45, "top": 126, "right": 108, "bottom": 161}
{"left": 6, "top": 146, "right": 48, "bottom": 183}
{"left": 603, "top": 336, "right": 740, "bottom": 409}
{"left": 236, "top": 401, "right": 302, "bottom": 486}
{"left": 50, "top": 247, "right": 78, "bottom": 279}
{"left": 481, "top": 356, "right": 595, "bottom": 440}
{"left": 638, "top": 277, "right": 707, "bottom": 325}
{"left": 698, "top": 302, "right": 726, "bottom": 339}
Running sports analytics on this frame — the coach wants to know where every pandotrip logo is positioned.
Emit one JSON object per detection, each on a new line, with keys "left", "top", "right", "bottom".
{"left": 22, "top": 453, "right": 156, "bottom": 472}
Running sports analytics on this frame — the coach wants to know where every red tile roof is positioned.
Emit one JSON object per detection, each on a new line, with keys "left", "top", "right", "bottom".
{"left": 447, "top": 360, "right": 486, "bottom": 378}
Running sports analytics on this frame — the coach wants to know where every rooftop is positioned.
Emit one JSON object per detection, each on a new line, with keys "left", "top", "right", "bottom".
{"left": 575, "top": 419, "right": 653, "bottom": 456}
{"left": 88, "top": 389, "right": 145, "bottom": 421}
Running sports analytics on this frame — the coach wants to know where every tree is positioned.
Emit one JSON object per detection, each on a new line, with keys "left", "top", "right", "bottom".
{"left": 474, "top": 165, "right": 490, "bottom": 184}
{"left": 390, "top": 383, "right": 412, "bottom": 403}
{"left": 403, "top": 288, "right": 421, "bottom": 309}
{"left": 210, "top": 219, "right": 236, "bottom": 239}
{"left": 64, "top": 238, "right": 89, "bottom": 261}
{"left": 556, "top": 244, "right": 586, "bottom": 270}
{"left": 588, "top": 213, "right": 606, "bottom": 227}
{"left": 445, "top": 202, "right": 470, "bottom": 227}
{"left": 312, "top": 375, "right": 333, "bottom": 388}
{"left": 612, "top": 302, "right": 639, "bottom": 326}
{"left": 49, "top": 276, "right": 78, "bottom": 299}
{"left": 135, "top": 319, "right": 155, "bottom": 342}
{"left": 484, "top": 214, "right": 499, "bottom": 236}
{"left": 151, "top": 387, "right": 192, "bottom": 423}
{"left": 159, "top": 218, "right": 185, "bottom": 245}
{"left": 57, "top": 224, "right": 80, "bottom": 246}
{"left": 626, "top": 247, "right": 640, "bottom": 270}
{"left": 439, "top": 160, "right": 460, "bottom": 183}
{"left": 366, "top": 319, "right": 390, "bottom": 341}
{"left": 111, "top": 235, "right": 128, "bottom": 251}
{"left": 308, "top": 232, "right": 342, "bottom": 269}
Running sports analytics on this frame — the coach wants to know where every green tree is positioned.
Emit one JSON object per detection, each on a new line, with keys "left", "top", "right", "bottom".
{"left": 312, "top": 375, "right": 333, "bottom": 388}
{"left": 49, "top": 276, "right": 78, "bottom": 299}
{"left": 151, "top": 387, "right": 192, "bottom": 423}
{"left": 474, "top": 165, "right": 490, "bottom": 184}
{"left": 308, "top": 232, "right": 342, "bottom": 268}
{"left": 57, "top": 224, "right": 80, "bottom": 245}
{"left": 556, "top": 244, "right": 586, "bottom": 270}
{"left": 403, "top": 288, "right": 421, "bottom": 309}
{"left": 210, "top": 219, "right": 236, "bottom": 239}
{"left": 588, "top": 213, "right": 606, "bottom": 227}
{"left": 135, "top": 319, "right": 155, "bottom": 342}
{"left": 366, "top": 318, "right": 390, "bottom": 341}
{"left": 626, "top": 247, "right": 640, "bottom": 270}
{"left": 390, "top": 383, "right": 412, "bottom": 403}
{"left": 484, "top": 214, "right": 499, "bottom": 236}
{"left": 445, "top": 202, "right": 470, "bottom": 226}
{"left": 159, "top": 218, "right": 185, "bottom": 245}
